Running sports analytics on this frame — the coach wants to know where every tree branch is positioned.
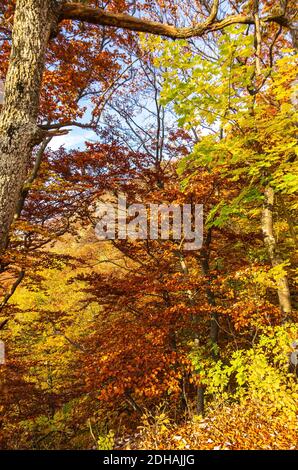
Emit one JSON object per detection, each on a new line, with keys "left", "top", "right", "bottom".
{"left": 0, "top": 269, "right": 25, "bottom": 316}
{"left": 60, "top": 2, "right": 291, "bottom": 39}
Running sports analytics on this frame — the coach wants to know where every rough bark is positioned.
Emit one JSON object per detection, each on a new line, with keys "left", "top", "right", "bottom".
{"left": 262, "top": 187, "right": 292, "bottom": 319}
{"left": 0, "top": 0, "right": 60, "bottom": 253}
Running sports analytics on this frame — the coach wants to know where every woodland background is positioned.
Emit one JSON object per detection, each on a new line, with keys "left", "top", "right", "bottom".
{"left": 0, "top": 0, "right": 297, "bottom": 450}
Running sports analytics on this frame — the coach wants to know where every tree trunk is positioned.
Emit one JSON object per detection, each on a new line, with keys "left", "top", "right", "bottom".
{"left": 196, "top": 386, "right": 205, "bottom": 416}
{"left": 262, "top": 186, "right": 292, "bottom": 319}
{"left": 0, "top": 0, "right": 59, "bottom": 252}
